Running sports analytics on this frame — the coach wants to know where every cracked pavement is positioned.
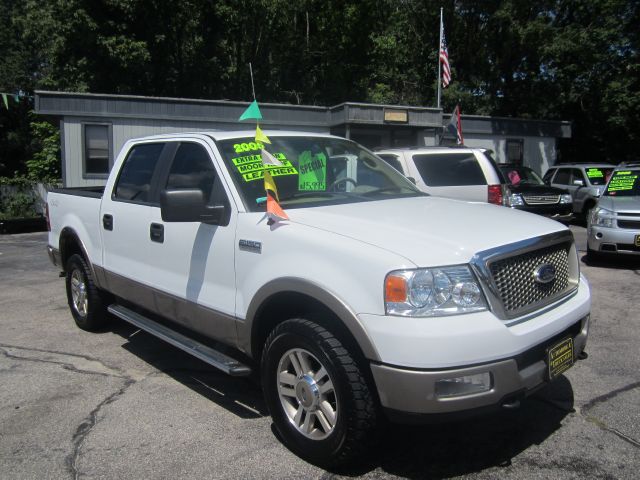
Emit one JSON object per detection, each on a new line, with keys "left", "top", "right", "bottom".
{"left": 0, "top": 229, "right": 638, "bottom": 479}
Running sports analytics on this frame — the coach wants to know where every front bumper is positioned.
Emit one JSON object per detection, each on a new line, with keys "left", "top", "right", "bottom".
{"left": 588, "top": 225, "right": 640, "bottom": 255}
{"left": 371, "top": 315, "right": 589, "bottom": 418}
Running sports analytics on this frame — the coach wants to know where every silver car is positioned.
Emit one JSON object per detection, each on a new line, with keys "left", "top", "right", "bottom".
{"left": 544, "top": 163, "right": 615, "bottom": 219}
{"left": 587, "top": 164, "right": 640, "bottom": 259}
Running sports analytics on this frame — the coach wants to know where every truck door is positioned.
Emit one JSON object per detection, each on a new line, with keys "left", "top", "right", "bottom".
{"left": 100, "top": 141, "right": 171, "bottom": 307}
{"left": 146, "top": 140, "right": 238, "bottom": 345}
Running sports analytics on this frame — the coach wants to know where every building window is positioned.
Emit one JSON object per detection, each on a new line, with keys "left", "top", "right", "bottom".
{"left": 506, "top": 139, "right": 524, "bottom": 165}
{"left": 83, "top": 124, "right": 111, "bottom": 177}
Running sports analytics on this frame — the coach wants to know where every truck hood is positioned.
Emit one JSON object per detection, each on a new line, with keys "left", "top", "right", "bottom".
{"left": 288, "top": 196, "right": 567, "bottom": 266}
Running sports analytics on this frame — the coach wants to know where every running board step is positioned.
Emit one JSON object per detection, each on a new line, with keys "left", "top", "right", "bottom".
{"left": 108, "top": 304, "right": 251, "bottom": 377}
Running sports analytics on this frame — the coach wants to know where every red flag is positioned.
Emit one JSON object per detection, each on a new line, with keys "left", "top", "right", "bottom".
{"left": 446, "top": 105, "right": 464, "bottom": 144}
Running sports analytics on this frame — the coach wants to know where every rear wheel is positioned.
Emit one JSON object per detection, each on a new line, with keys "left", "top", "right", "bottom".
{"left": 65, "top": 254, "right": 110, "bottom": 331}
{"left": 261, "top": 318, "right": 378, "bottom": 467}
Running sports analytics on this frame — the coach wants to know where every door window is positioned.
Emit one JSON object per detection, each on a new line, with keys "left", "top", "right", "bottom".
{"left": 553, "top": 169, "right": 571, "bottom": 185}
{"left": 571, "top": 169, "right": 586, "bottom": 186}
{"left": 113, "top": 143, "right": 165, "bottom": 203}
{"left": 166, "top": 143, "right": 217, "bottom": 198}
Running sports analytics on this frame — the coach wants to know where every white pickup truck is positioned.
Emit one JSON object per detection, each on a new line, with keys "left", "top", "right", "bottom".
{"left": 47, "top": 131, "right": 590, "bottom": 467}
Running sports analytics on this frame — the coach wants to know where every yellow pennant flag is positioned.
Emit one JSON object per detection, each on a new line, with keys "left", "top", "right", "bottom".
{"left": 264, "top": 170, "right": 279, "bottom": 201}
{"left": 255, "top": 125, "right": 271, "bottom": 144}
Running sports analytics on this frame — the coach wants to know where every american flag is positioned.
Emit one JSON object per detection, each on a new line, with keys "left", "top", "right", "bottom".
{"left": 440, "top": 26, "right": 451, "bottom": 88}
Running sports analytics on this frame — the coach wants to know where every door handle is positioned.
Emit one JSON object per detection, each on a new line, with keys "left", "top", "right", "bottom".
{"left": 149, "top": 223, "right": 164, "bottom": 243}
{"left": 103, "top": 214, "right": 113, "bottom": 231}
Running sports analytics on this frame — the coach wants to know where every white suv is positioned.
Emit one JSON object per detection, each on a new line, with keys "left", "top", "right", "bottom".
{"left": 376, "top": 147, "right": 506, "bottom": 205}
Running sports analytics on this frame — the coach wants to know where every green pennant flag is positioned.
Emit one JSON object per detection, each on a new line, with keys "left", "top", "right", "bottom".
{"left": 239, "top": 100, "right": 262, "bottom": 121}
{"left": 13, "top": 94, "right": 19, "bottom": 103}
{"left": 2, "top": 94, "right": 8, "bottom": 110}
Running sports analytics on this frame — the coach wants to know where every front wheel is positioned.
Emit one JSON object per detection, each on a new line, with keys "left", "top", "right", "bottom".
{"left": 65, "top": 254, "right": 110, "bottom": 331}
{"left": 261, "top": 318, "right": 378, "bottom": 467}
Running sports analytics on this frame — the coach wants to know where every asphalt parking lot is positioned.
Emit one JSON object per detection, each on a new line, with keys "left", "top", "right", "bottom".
{"left": 1, "top": 227, "right": 639, "bottom": 479}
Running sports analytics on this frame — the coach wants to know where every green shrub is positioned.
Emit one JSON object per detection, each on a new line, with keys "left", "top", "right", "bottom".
{"left": 0, "top": 178, "right": 40, "bottom": 220}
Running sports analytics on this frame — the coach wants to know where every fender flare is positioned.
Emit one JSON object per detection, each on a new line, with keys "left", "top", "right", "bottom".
{"left": 243, "top": 277, "right": 381, "bottom": 362}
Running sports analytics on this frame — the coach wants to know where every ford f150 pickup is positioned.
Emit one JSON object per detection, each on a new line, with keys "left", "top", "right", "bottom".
{"left": 47, "top": 131, "right": 590, "bottom": 467}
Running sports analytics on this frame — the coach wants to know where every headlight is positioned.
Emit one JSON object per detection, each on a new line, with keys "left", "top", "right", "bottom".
{"left": 507, "top": 193, "right": 524, "bottom": 207}
{"left": 591, "top": 207, "right": 615, "bottom": 228}
{"left": 385, "top": 266, "right": 488, "bottom": 317}
{"left": 560, "top": 194, "right": 572, "bottom": 204}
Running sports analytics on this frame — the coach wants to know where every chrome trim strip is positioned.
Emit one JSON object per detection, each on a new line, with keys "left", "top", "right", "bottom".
{"left": 470, "top": 230, "right": 579, "bottom": 321}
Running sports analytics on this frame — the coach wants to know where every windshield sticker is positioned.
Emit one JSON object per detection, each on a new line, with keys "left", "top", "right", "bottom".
{"left": 233, "top": 142, "right": 264, "bottom": 154}
{"left": 586, "top": 168, "right": 604, "bottom": 178}
{"left": 243, "top": 166, "right": 297, "bottom": 182}
{"left": 231, "top": 152, "right": 298, "bottom": 182}
{"left": 298, "top": 151, "right": 327, "bottom": 191}
{"left": 607, "top": 172, "right": 638, "bottom": 192}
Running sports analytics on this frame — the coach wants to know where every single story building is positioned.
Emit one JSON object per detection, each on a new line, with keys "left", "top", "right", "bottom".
{"left": 34, "top": 90, "right": 571, "bottom": 188}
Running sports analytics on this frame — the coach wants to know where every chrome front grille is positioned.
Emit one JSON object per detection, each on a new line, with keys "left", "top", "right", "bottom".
{"left": 489, "top": 244, "right": 570, "bottom": 314}
{"left": 470, "top": 231, "right": 579, "bottom": 321}
{"left": 523, "top": 194, "right": 560, "bottom": 205}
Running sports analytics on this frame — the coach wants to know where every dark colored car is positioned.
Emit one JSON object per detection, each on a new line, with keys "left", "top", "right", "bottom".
{"left": 500, "top": 165, "right": 573, "bottom": 222}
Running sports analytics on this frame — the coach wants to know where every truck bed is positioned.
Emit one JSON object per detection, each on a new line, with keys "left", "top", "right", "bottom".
{"left": 50, "top": 186, "right": 105, "bottom": 199}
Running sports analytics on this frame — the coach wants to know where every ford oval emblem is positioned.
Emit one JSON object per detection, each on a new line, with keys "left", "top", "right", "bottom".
{"left": 534, "top": 263, "right": 556, "bottom": 284}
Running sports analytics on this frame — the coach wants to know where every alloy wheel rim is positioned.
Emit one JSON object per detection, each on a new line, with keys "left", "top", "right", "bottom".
{"left": 277, "top": 348, "right": 338, "bottom": 440}
{"left": 70, "top": 269, "right": 88, "bottom": 317}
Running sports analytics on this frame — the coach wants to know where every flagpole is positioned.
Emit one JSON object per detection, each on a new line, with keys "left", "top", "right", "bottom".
{"left": 249, "top": 62, "right": 256, "bottom": 100}
{"left": 437, "top": 7, "right": 443, "bottom": 109}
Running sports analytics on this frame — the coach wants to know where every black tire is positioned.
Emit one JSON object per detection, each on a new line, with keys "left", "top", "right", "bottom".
{"left": 65, "top": 254, "right": 110, "bottom": 331}
{"left": 261, "top": 318, "right": 378, "bottom": 467}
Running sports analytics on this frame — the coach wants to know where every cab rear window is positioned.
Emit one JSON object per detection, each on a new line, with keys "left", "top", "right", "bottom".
{"left": 411, "top": 153, "right": 486, "bottom": 186}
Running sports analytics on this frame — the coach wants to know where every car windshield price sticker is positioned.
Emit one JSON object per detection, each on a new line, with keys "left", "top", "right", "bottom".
{"left": 586, "top": 168, "right": 604, "bottom": 178}
{"left": 232, "top": 152, "right": 298, "bottom": 182}
{"left": 298, "top": 151, "right": 327, "bottom": 191}
{"left": 607, "top": 171, "right": 638, "bottom": 192}
{"left": 547, "top": 337, "right": 574, "bottom": 380}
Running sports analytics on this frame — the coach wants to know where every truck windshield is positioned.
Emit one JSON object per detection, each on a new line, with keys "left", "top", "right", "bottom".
{"left": 604, "top": 169, "right": 640, "bottom": 197}
{"left": 215, "top": 135, "right": 424, "bottom": 211}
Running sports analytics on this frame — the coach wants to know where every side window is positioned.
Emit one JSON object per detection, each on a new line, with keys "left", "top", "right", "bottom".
{"left": 113, "top": 143, "right": 165, "bottom": 203}
{"left": 571, "top": 168, "right": 586, "bottom": 185}
{"left": 542, "top": 169, "right": 556, "bottom": 183}
{"left": 377, "top": 154, "right": 404, "bottom": 173}
{"left": 166, "top": 143, "right": 218, "bottom": 202}
{"left": 554, "top": 169, "right": 571, "bottom": 185}
{"left": 412, "top": 153, "right": 487, "bottom": 186}
{"left": 83, "top": 124, "right": 111, "bottom": 178}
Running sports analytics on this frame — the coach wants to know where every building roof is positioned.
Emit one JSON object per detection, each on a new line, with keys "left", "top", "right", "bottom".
{"left": 35, "top": 90, "right": 571, "bottom": 138}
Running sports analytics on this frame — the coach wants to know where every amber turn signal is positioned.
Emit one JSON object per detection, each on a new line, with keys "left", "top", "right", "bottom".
{"left": 385, "top": 274, "right": 407, "bottom": 303}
